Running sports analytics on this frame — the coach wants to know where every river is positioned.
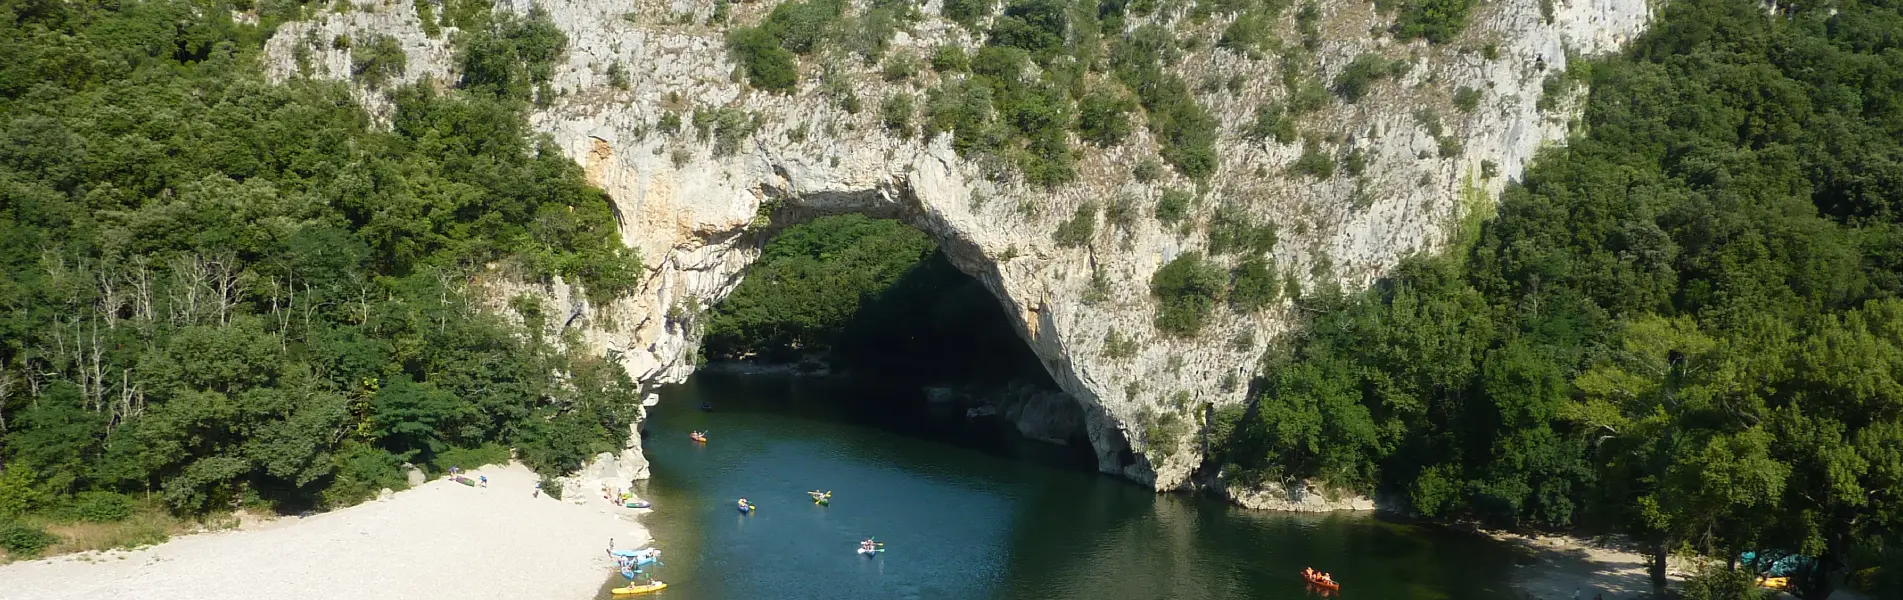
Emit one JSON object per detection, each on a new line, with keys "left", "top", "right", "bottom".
{"left": 596, "top": 372, "right": 1524, "bottom": 600}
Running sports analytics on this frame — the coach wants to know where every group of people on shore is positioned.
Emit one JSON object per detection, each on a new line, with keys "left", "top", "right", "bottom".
{"left": 603, "top": 485, "right": 638, "bottom": 504}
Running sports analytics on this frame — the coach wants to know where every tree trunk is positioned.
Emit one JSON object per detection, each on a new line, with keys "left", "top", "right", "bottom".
{"left": 1649, "top": 537, "right": 1670, "bottom": 593}
{"left": 1800, "top": 534, "right": 1844, "bottom": 599}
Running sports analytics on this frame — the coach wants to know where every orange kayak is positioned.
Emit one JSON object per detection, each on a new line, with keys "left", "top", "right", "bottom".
{"left": 690, "top": 433, "right": 707, "bottom": 443}
{"left": 1302, "top": 573, "right": 1340, "bottom": 590}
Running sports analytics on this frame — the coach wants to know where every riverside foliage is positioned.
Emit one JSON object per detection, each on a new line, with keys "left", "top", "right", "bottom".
{"left": 0, "top": 0, "right": 643, "bottom": 536}
{"left": 1214, "top": 0, "right": 1903, "bottom": 595}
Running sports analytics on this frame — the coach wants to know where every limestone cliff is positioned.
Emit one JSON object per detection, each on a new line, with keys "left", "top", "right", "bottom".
{"left": 262, "top": 0, "right": 1649, "bottom": 495}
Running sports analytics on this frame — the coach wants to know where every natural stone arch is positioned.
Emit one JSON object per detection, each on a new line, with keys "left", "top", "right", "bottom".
{"left": 570, "top": 137, "right": 1164, "bottom": 484}
{"left": 257, "top": 0, "right": 1655, "bottom": 498}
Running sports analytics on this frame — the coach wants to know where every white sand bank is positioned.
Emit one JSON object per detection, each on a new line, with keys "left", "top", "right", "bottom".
{"left": 1492, "top": 532, "right": 1670, "bottom": 599}
{"left": 0, "top": 462, "right": 649, "bottom": 600}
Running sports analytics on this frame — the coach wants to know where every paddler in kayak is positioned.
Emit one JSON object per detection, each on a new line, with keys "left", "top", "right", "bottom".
{"left": 1303, "top": 568, "right": 1336, "bottom": 586}
{"left": 859, "top": 538, "right": 879, "bottom": 553}
{"left": 737, "top": 498, "right": 753, "bottom": 512}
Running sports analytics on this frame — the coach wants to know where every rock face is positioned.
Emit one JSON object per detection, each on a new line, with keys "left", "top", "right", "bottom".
{"left": 1213, "top": 475, "right": 1378, "bottom": 512}
{"left": 558, "top": 422, "right": 652, "bottom": 504}
{"left": 928, "top": 382, "right": 1087, "bottom": 446}
{"left": 263, "top": 0, "right": 1649, "bottom": 496}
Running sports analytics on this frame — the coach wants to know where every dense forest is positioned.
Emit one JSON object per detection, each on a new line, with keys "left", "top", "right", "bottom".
{"left": 0, "top": 0, "right": 644, "bottom": 557}
{"left": 1209, "top": 0, "right": 1903, "bottom": 596}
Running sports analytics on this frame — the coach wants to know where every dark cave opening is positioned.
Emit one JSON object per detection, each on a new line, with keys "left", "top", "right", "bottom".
{"left": 691, "top": 214, "right": 1097, "bottom": 468}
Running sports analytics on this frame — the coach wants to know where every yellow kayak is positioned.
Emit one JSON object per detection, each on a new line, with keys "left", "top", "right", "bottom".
{"left": 612, "top": 581, "right": 667, "bottom": 595}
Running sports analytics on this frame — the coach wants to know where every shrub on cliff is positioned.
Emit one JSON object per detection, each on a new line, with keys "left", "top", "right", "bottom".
{"left": 728, "top": 27, "right": 799, "bottom": 92}
{"left": 881, "top": 92, "right": 915, "bottom": 136}
{"left": 1053, "top": 201, "right": 1099, "bottom": 247}
{"left": 931, "top": 45, "right": 970, "bottom": 72}
{"left": 1229, "top": 257, "right": 1280, "bottom": 311}
{"left": 1112, "top": 24, "right": 1220, "bottom": 180}
{"left": 1291, "top": 140, "right": 1335, "bottom": 178}
{"left": 943, "top": 0, "right": 996, "bottom": 29}
{"left": 1155, "top": 188, "right": 1192, "bottom": 225}
{"left": 763, "top": 0, "right": 845, "bottom": 54}
{"left": 1393, "top": 0, "right": 1476, "bottom": 43}
{"left": 1207, "top": 205, "right": 1277, "bottom": 256}
{"left": 1250, "top": 102, "right": 1297, "bottom": 144}
{"left": 350, "top": 34, "right": 408, "bottom": 89}
{"left": 1151, "top": 252, "right": 1226, "bottom": 335}
{"left": 1332, "top": 53, "right": 1389, "bottom": 103}
{"left": 1076, "top": 90, "right": 1135, "bottom": 146}
{"left": 457, "top": 7, "right": 567, "bottom": 99}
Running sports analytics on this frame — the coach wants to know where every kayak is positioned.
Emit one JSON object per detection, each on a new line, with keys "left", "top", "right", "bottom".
{"left": 612, "top": 549, "right": 661, "bottom": 568}
{"left": 1302, "top": 573, "right": 1340, "bottom": 590}
{"left": 625, "top": 500, "right": 651, "bottom": 509}
{"left": 611, "top": 581, "right": 667, "bottom": 595}
{"left": 738, "top": 503, "right": 754, "bottom": 514}
{"left": 858, "top": 547, "right": 884, "bottom": 556}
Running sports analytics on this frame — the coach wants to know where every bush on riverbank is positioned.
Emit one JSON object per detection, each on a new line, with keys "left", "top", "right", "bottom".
{"left": 0, "top": 521, "right": 57, "bottom": 559}
{"left": 1679, "top": 565, "right": 1763, "bottom": 600}
{"left": 73, "top": 492, "right": 134, "bottom": 523}
{"left": 0, "top": 496, "right": 185, "bottom": 562}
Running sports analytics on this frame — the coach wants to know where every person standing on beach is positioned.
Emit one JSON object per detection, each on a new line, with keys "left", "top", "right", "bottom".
{"left": 479, "top": 475, "right": 488, "bottom": 488}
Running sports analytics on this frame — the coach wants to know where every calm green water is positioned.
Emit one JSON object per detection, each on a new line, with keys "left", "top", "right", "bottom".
{"left": 596, "top": 373, "right": 1523, "bottom": 600}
